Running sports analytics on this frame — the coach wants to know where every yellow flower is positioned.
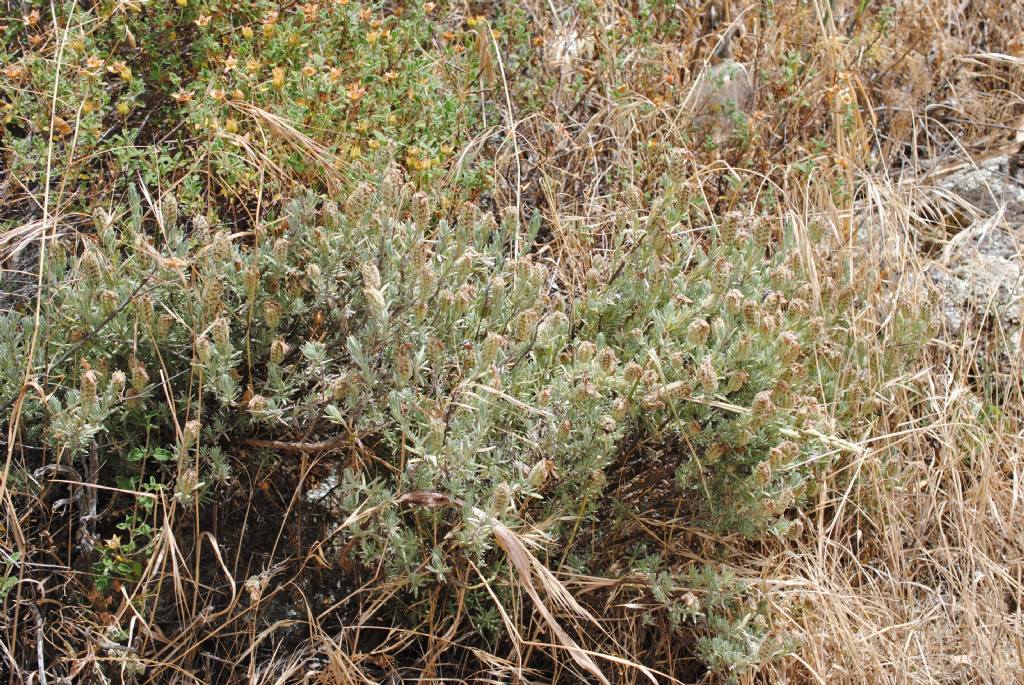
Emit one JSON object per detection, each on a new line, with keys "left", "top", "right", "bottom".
{"left": 367, "top": 139, "right": 380, "bottom": 150}
{"left": 367, "top": 30, "right": 380, "bottom": 44}
{"left": 349, "top": 144, "right": 362, "bottom": 158}
{"left": 176, "top": 0, "right": 187, "bottom": 6}
{"left": 272, "top": 66, "right": 285, "bottom": 90}
{"left": 105, "top": 534, "right": 122, "bottom": 550}
{"left": 107, "top": 60, "right": 131, "bottom": 80}
{"left": 224, "top": 56, "right": 237, "bottom": 71}
{"left": 224, "top": 118, "right": 239, "bottom": 134}
{"left": 117, "top": 101, "right": 130, "bottom": 115}
{"left": 171, "top": 89, "right": 193, "bottom": 103}
{"left": 1, "top": 64, "right": 26, "bottom": 81}
{"left": 195, "top": 14, "right": 211, "bottom": 27}
{"left": 241, "top": 26, "right": 254, "bottom": 40}
{"left": 346, "top": 82, "right": 366, "bottom": 101}
{"left": 423, "top": 2, "right": 435, "bottom": 13}
{"left": 246, "top": 58, "right": 261, "bottom": 73}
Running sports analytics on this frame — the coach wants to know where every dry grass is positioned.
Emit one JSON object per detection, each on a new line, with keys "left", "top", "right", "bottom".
{"left": 3, "top": 0, "right": 1024, "bottom": 683}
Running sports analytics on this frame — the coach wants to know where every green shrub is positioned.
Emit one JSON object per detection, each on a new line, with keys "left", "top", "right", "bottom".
{"left": 1, "top": 152, "right": 919, "bottom": 645}
{"left": 0, "top": 1, "right": 498, "bottom": 212}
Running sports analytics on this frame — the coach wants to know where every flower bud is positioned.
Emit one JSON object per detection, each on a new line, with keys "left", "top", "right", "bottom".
{"left": 395, "top": 342, "right": 413, "bottom": 383}
{"left": 159, "top": 194, "right": 178, "bottom": 229}
{"left": 718, "top": 212, "right": 739, "bottom": 245}
{"left": 482, "top": 332, "right": 504, "bottom": 365}
{"left": 623, "top": 361, "right": 643, "bottom": 384}
{"left": 411, "top": 191, "right": 430, "bottom": 228}
{"left": 182, "top": 419, "right": 201, "bottom": 450}
{"left": 80, "top": 250, "right": 102, "bottom": 284}
{"left": 491, "top": 482, "right": 513, "bottom": 514}
{"left": 196, "top": 335, "right": 213, "bottom": 363}
{"left": 381, "top": 164, "right": 404, "bottom": 207}
{"left": 244, "top": 264, "right": 260, "bottom": 295}
{"left": 712, "top": 257, "right": 732, "bottom": 293}
{"left": 742, "top": 299, "right": 758, "bottom": 328}
{"left": 271, "top": 237, "right": 289, "bottom": 262}
{"left": 360, "top": 261, "right": 381, "bottom": 290}
{"left": 269, "top": 337, "right": 289, "bottom": 365}
{"left": 779, "top": 331, "right": 802, "bottom": 362}
{"left": 753, "top": 218, "right": 772, "bottom": 249}
{"left": 99, "top": 289, "right": 118, "bottom": 316}
{"left": 753, "top": 460, "right": 772, "bottom": 485}
{"left": 210, "top": 231, "right": 232, "bottom": 263}
{"left": 500, "top": 206, "right": 519, "bottom": 234}
{"left": 575, "top": 340, "right": 597, "bottom": 364}
{"left": 457, "top": 201, "right": 479, "bottom": 228}
{"left": 687, "top": 318, "right": 710, "bottom": 346}
{"left": 611, "top": 396, "right": 629, "bottom": 420}
{"left": 514, "top": 308, "right": 539, "bottom": 341}
{"left": 698, "top": 355, "right": 718, "bottom": 393}
{"left": 201, "top": 278, "right": 224, "bottom": 317}
{"left": 247, "top": 394, "right": 268, "bottom": 412}
{"left": 130, "top": 358, "right": 149, "bottom": 393}
{"left": 528, "top": 459, "right": 552, "bottom": 489}
{"left": 192, "top": 214, "right": 210, "bottom": 236}
{"left": 364, "top": 286, "right": 388, "bottom": 323}
{"left": 344, "top": 182, "right": 373, "bottom": 217}
{"left": 80, "top": 369, "right": 98, "bottom": 408}
{"left": 725, "top": 370, "right": 749, "bottom": 393}
{"left": 263, "top": 301, "right": 282, "bottom": 329}
{"left": 752, "top": 390, "right": 774, "bottom": 421}
{"left": 211, "top": 317, "right": 231, "bottom": 348}
{"left": 666, "top": 146, "right": 686, "bottom": 180}
{"left": 596, "top": 347, "right": 618, "bottom": 376}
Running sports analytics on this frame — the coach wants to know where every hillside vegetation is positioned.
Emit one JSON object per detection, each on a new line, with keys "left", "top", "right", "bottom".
{"left": 1, "top": 1, "right": 1022, "bottom": 683}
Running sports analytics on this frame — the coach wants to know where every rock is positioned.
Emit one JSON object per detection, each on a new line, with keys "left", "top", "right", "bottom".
{"left": 928, "top": 224, "right": 1021, "bottom": 332}
{"left": 934, "top": 151, "right": 1024, "bottom": 228}
{"left": 924, "top": 152, "right": 1024, "bottom": 378}
{"left": 926, "top": 217, "right": 1024, "bottom": 376}
{"left": 687, "top": 59, "right": 754, "bottom": 134}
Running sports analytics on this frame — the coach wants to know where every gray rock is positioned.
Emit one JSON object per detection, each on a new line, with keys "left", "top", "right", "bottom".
{"left": 687, "top": 59, "right": 754, "bottom": 133}
{"left": 925, "top": 174, "right": 1024, "bottom": 376}
{"left": 934, "top": 153, "right": 1024, "bottom": 228}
